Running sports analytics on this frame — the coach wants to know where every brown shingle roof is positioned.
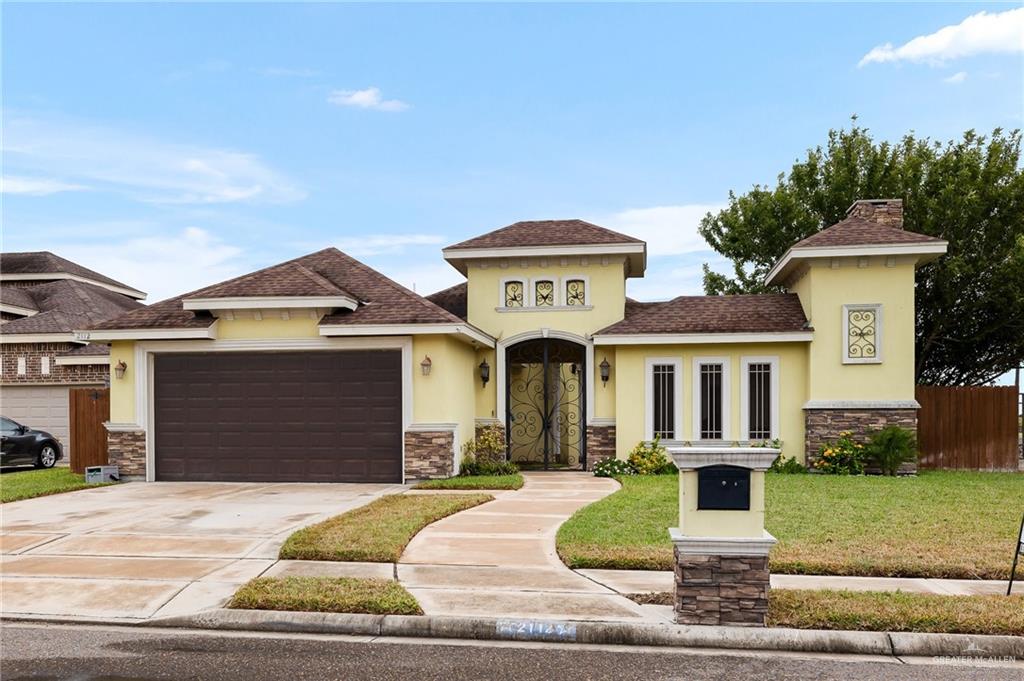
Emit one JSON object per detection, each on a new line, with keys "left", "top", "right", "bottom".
{"left": 0, "top": 252, "right": 144, "bottom": 296}
{"left": 60, "top": 343, "right": 110, "bottom": 357}
{"left": 596, "top": 294, "right": 809, "bottom": 335}
{"left": 1, "top": 286, "right": 38, "bottom": 311}
{"left": 0, "top": 280, "right": 145, "bottom": 335}
{"left": 790, "top": 217, "right": 944, "bottom": 250}
{"left": 91, "top": 248, "right": 468, "bottom": 331}
{"left": 425, "top": 282, "right": 468, "bottom": 321}
{"left": 446, "top": 219, "right": 644, "bottom": 250}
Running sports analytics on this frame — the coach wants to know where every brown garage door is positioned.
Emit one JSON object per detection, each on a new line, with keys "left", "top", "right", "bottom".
{"left": 154, "top": 351, "right": 402, "bottom": 483}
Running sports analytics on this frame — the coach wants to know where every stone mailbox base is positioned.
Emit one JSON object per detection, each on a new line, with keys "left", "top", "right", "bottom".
{"left": 670, "top": 530, "right": 776, "bottom": 627}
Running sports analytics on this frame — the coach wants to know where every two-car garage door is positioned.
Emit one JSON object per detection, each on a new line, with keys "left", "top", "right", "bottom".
{"left": 153, "top": 351, "right": 403, "bottom": 483}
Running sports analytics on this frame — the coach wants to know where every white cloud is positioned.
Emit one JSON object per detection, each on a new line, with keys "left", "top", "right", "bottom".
{"left": 943, "top": 71, "right": 968, "bottom": 84}
{"left": 333, "top": 234, "right": 445, "bottom": 257}
{"left": 57, "top": 227, "right": 248, "bottom": 302}
{"left": 328, "top": 87, "right": 409, "bottom": 112}
{"left": 597, "top": 203, "right": 724, "bottom": 255}
{"left": 859, "top": 8, "right": 1024, "bottom": 67}
{"left": 1, "top": 175, "right": 88, "bottom": 195}
{"left": 3, "top": 114, "right": 305, "bottom": 204}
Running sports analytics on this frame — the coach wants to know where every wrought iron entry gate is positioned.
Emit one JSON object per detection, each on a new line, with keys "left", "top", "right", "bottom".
{"left": 506, "top": 338, "right": 586, "bottom": 469}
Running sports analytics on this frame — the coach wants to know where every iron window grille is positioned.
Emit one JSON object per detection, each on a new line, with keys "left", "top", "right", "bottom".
{"left": 504, "top": 281, "right": 525, "bottom": 307}
{"left": 700, "top": 363, "right": 724, "bottom": 440}
{"left": 747, "top": 362, "right": 772, "bottom": 440}
{"left": 534, "top": 280, "right": 555, "bottom": 306}
{"left": 652, "top": 364, "right": 676, "bottom": 439}
{"left": 565, "top": 279, "right": 586, "bottom": 306}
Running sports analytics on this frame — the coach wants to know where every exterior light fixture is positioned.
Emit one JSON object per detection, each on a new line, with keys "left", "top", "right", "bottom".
{"left": 479, "top": 359, "right": 490, "bottom": 386}
{"left": 114, "top": 360, "right": 128, "bottom": 380}
{"left": 420, "top": 355, "right": 432, "bottom": 376}
{"left": 600, "top": 358, "right": 611, "bottom": 385}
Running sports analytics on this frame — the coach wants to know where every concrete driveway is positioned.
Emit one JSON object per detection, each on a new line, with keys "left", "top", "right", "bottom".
{"left": 0, "top": 480, "right": 404, "bottom": 622}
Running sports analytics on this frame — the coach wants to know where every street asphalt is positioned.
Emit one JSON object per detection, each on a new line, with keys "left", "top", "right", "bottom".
{"left": 2, "top": 622, "right": 1021, "bottom": 681}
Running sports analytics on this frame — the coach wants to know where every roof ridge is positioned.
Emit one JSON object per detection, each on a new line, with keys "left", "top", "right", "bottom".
{"left": 290, "top": 262, "right": 350, "bottom": 297}
{"left": 184, "top": 247, "right": 339, "bottom": 299}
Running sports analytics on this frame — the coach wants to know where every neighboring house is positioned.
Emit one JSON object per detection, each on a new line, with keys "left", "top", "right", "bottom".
{"left": 85, "top": 198, "right": 945, "bottom": 483}
{"left": 0, "top": 252, "right": 147, "bottom": 459}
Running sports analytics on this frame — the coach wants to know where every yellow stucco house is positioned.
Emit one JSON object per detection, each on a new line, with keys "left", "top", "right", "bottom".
{"left": 82, "top": 198, "right": 946, "bottom": 482}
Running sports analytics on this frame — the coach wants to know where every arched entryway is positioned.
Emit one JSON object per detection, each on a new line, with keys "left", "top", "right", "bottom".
{"left": 505, "top": 338, "right": 587, "bottom": 470}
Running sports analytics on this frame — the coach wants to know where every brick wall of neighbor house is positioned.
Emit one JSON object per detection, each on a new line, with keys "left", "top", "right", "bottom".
{"left": 404, "top": 430, "right": 455, "bottom": 480}
{"left": 805, "top": 408, "right": 918, "bottom": 472}
{"left": 0, "top": 343, "right": 109, "bottom": 385}
{"left": 585, "top": 424, "right": 616, "bottom": 471}
{"left": 107, "top": 429, "right": 146, "bottom": 477}
{"left": 674, "top": 549, "right": 770, "bottom": 626}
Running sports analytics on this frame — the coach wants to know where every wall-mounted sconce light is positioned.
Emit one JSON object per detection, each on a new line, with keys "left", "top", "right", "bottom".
{"left": 479, "top": 359, "right": 490, "bottom": 387}
{"left": 420, "top": 355, "right": 433, "bottom": 376}
{"left": 600, "top": 357, "right": 611, "bottom": 385}
{"left": 114, "top": 360, "right": 128, "bottom": 380}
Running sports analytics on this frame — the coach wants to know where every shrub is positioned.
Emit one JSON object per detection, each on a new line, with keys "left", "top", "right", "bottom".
{"left": 866, "top": 426, "right": 918, "bottom": 476}
{"left": 461, "top": 424, "right": 506, "bottom": 464}
{"left": 459, "top": 453, "right": 518, "bottom": 477}
{"left": 770, "top": 454, "right": 807, "bottom": 474}
{"left": 627, "top": 439, "right": 670, "bottom": 475}
{"left": 592, "top": 458, "right": 635, "bottom": 478}
{"left": 814, "top": 431, "right": 867, "bottom": 475}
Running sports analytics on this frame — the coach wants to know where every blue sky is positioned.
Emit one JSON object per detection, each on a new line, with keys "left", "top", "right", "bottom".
{"left": 3, "top": 2, "right": 1022, "bottom": 306}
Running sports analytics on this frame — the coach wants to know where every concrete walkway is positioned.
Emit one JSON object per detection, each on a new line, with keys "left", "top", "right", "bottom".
{"left": 396, "top": 472, "right": 665, "bottom": 623}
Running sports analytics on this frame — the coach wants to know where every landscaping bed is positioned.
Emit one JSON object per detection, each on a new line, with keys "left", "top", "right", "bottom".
{"left": 230, "top": 576, "right": 422, "bottom": 616}
{"left": 626, "top": 589, "right": 1024, "bottom": 636}
{"left": 280, "top": 493, "right": 493, "bottom": 562}
{"left": 557, "top": 471, "right": 1024, "bottom": 579}
{"left": 412, "top": 473, "right": 523, "bottom": 490}
{"left": 0, "top": 468, "right": 115, "bottom": 503}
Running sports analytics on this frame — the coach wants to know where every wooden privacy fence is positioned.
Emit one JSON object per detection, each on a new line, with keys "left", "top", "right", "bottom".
{"left": 69, "top": 387, "right": 109, "bottom": 473}
{"left": 916, "top": 385, "right": 1019, "bottom": 471}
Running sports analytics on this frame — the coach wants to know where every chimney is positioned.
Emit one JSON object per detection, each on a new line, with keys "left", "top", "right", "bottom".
{"left": 846, "top": 199, "right": 903, "bottom": 230}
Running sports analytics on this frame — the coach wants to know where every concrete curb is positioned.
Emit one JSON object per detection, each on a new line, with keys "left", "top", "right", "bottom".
{"left": 142, "top": 609, "right": 1024, "bottom": 658}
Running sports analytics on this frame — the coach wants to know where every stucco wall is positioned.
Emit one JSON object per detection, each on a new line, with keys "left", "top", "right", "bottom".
{"left": 612, "top": 342, "right": 809, "bottom": 462}
{"left": 412, "top": 334, "right": 479, "bottom": 470}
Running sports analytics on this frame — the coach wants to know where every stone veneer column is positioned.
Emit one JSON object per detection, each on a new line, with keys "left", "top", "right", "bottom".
{"left": 404, "top": 430, "right": 455, "bottom": 480}
{"left": 804, "top": 407, "right": 918, "bottom": 473}
{"left": 585, "top": 423, "right": 616, "bottom": 471}
{"left": 106, "top": 428, "right": 147, "bottom": 477}
{"left": 674, "top": 548, "right": 771, "bottom": 626}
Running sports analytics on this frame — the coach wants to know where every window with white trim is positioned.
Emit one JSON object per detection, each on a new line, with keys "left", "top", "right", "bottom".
{"left": 693, "top": 357, "right": 730, "bottom": 441}
{"left": 843, "top": 304, "right": 882, "bottom": 364}
{"left": 534, "top": 279, "right": 556, "bottom": 307}
{"left": 565, "top": 279, "right": 586, "bottom": 306}
{"left": 503, "top": 280, "right": 525, "bottom": 308}
{"left": 40, "top": 356, "right": 51, "bottom": 375}
{"left": 646, "top": 357, "right": 681, "bottom": 441}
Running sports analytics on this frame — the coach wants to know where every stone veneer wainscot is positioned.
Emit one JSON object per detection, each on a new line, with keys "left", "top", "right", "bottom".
{"left": 585, "top": 423, "right": 616, "bottom": 471}
{"left": 805, "top": 406, "right": 918, "bottom": 473}
{"left": 404, "top": 429, "right": 455, "bottom": 480}
{"left": 106, "top": 428, "right": 146, "bottom": 477}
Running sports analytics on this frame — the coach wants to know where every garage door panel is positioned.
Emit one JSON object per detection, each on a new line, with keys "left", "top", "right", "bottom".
{"left": 154, "top": 350, "right": 402, "bottom": 483}
{"left": 1, "top": 385, "right": 74, "bottom": 455}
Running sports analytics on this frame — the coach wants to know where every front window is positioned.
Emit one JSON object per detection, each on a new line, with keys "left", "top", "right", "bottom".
{"left": 504, "top": 280, "right": 525, "bottom": 308}
{"left": 534, "top": 280, "right": 555, "bottom": 307}
{"left": 693, "top": 357, "right": 730, "bottom": 441}
{"left": 652, "top": 363, "right": 676, "bottom": 439}
{"left": 747, "top": 362, "right": 772, "bottom": 440}
{"left": 565, "top": 279, "right": 586, "bottom": 306}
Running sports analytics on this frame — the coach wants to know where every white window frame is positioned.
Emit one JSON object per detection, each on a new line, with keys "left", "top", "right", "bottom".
{"left": 562, "top": 274, "right": 591, "bottom": 307}
{"left": 740, "top": 356, "right": 779, "bottom": 442}
{"left": 499, "top": 277, "right": 527, "bottom": 308}
{"left": 40, "top": 356, "right": 51, "bottom": 375}
{"left": 17, "top": 357, "right": 26, "bottom": 375}
{"left": 692, "top": 357, "right": 731, "bottom": 441}
{"left": 842, "top": 303, "right": 883, "bottom": 364}
{"left": 531, "top": 277, "right": 559, "bottom": 307}
{"left": 644, "top": 357, "right": 683, "bottom": 442}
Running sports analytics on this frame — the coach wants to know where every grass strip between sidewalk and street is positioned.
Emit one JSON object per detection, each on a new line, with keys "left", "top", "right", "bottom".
{"left": 280, "top": 493, "right": 493, "bottom": 562}
{"left": 557, "top": 471, "right": 1024, "bottom": 579}
{"left": 627, "top": 589, "right": 1024, "bottom": 636}
{"left": 230, "top": 576, "right": 423, "bottom": 616}
{"left": 412, "top": 473, "right": 524, "bottom": 490}
{"left": 1, "top": 468, "right": 115, "bottom": 504}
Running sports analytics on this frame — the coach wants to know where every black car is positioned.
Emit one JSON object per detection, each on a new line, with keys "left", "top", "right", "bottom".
{"left": 1, "top": 417, "right": 63, "bottom": 468}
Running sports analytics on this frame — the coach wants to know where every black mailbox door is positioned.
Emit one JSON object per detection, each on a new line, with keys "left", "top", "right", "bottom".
{"left": 697, "top": 465, "right": 750, "bottom": 510}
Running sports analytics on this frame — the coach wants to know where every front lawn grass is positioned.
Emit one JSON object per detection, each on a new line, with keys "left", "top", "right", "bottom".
{"left": 412, "top": 473, "right": 524, "bottom": 490}
{"left": 556, "top": 471, "right": 1024, "bottom": 579}
{"left": 280, "top": 493, "right": 492, "bottom": 562}
{"left": 0, "top": 468, "right": 114, "bottom": 503}
{"left": 230, "top": 576, "right": 422, "bottom": 615}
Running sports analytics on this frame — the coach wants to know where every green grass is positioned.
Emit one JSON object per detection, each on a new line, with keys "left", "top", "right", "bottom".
{"left": 280, "top": 493, "right": 493, "bottom": 562}
{"left": 230, "top": 576, "right": 422, "bottom": 615}
{"left": 556, "top": 471, "right": 1024, "bottom": 579}
{"left": 412, "top": 473, "right": 524, "bottom": 490}
{"left": 0, "top": 468, "right": 114, "bottom": 504}
{"left": 769, "top": 590, "right": 1024, "bottom": 636}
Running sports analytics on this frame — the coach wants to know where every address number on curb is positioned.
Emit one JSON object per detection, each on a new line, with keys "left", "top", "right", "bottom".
{"left": 496, "top": 619, "right": 578, "bottom": 641}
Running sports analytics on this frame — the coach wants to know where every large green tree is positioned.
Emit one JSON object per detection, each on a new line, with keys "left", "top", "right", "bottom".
{"left": 699, "top": 121, "right": 1024, "bottom": 386}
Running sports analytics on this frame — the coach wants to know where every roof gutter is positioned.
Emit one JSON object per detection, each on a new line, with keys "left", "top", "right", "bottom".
{"left": 319, "top": 322, "right": 495, "bottom": 348}
{"left": 765, "top": 241, "right": 949, "bottom": 287}
{"left": 593, "top": 331, "right": 814, "bottom": 346}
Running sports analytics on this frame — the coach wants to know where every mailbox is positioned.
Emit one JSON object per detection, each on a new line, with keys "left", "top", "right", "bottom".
{"left": 697, "top": 465, "right": 750, "bottom": 510}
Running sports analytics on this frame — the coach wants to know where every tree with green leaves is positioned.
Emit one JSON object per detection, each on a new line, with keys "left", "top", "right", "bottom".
{"left": 699, "top": 120, "right": 1024, "bottom": 386}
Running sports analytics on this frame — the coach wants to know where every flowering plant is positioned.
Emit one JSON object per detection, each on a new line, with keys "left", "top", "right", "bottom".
{"left": 814, "top": 431, "right": 867, "bottom": 475}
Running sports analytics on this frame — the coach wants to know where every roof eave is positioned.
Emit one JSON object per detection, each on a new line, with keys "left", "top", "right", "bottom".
{"left": 76, "top": 322, "right": 219, "bottom": 342}
{"left": 319, "top": 322, "right": 495, "bottom": 348}
{"left": 442, "top": 243, "right": 647, "bottom": 277}
{"left": 0, "top": 272, "right": 147, "bottom": 300}
{"left": 765, "top": 241, "right": 949, "bottom": 287}
{"left": 182, "top": 295, "right": 359, "bottom": 312}
{"left": 593, "top": 331, "right": 815, "bottom": 345}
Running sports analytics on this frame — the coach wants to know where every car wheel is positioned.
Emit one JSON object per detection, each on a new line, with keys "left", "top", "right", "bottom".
{"left": 36, "top": 444, "right": 58, "bottom": 469}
